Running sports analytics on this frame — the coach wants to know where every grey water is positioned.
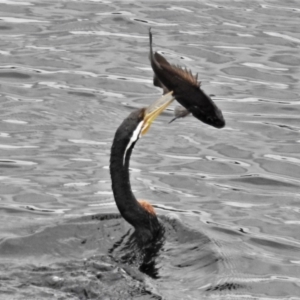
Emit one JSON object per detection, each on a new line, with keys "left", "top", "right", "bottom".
{"left": 0, "top": 0, "right": 300, "bottom": 299}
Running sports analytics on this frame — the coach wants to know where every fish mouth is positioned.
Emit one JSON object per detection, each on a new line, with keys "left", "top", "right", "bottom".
{"left": 189, "top": 106, "right": 226, "bottom": 129}
{"left": 213, "top": 118, "right": 226, "bottom": 129}
{"left": 205, "top": 116, "right": 226, "bottom": 128}
{"left": 213, "top": 109, "right": 226, "bottom": 128}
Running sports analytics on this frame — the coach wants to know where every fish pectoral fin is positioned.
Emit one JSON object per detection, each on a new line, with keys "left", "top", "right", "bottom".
{"left": 169, "top": 106, "right": 191, "bottom": 123}
{"left": 174, "top": 105, "right": 191, "bottom": 118}
{"left": 153, "top": 75, "right": 169, "bottom": 95}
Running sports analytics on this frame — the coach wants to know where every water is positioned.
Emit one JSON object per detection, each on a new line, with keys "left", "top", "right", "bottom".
{"left": 0, "top": 0, "right": 300, "bottom": 299}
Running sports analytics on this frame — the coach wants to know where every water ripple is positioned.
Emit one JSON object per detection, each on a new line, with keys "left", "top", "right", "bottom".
{"left": 64, "top": 182, "right": 91, "bottom": 187}
{"left": 0, "top": 0, "right": 300, "bottom": 299}
{"left": 96, "top": 11, "right": 133, "bottom": 16}
{"left": 206, "top": 156, "right": 251, "bottom": 167}
{"left": 214, "top": 46, "right": 253, "bottom": 50}
{"left": 0, "top": 17, "right": 48, "bottom": 23}
{"left": 264, "top": 31, "right": 300, "bottom": 44}
{"left": 3, "top": 119, "right": 28, "bottom": 124}
{"left": 38, "top": 81, "right": 124, "bottom": 97}
{"left": 0, "top": 133, "right": 10, "bottom": 137}
{"left": 68, "top": 139, "right": 107, "bottom": 145}
{"left": 242, "top": 62, "right": 289, "bottom": 71}
{"left": 219, "top": 75, "right": 289, "bottom": 89}
{"left": 167, "top": 6, "right": 192, "bottom": 13}
{"left": 0, "top": 159, "right": 37, "bottom": 166}
{"left": 264, "top": 154, "right": 300, "bottom": 164}
{"left": 70, "top": 30, "right": 148, "bottom": 39}
{"left": 0, "top": 145, "right": 38, "bottom": 149}
{"left": 261, "top": 4, "right": 300, "bottom": 12}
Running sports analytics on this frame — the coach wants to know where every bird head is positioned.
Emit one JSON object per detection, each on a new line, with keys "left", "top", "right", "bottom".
{"left": 120, "top": 91, "right": 174, "bottom": 165}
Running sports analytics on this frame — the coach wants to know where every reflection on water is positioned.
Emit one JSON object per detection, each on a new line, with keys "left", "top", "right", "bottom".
{"left": 0, "top": 0, "right": 300, "bottom": 299}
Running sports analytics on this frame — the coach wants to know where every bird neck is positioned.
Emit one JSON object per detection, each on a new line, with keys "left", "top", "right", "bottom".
{"left": 110, "top": 140, "right": 136, "bottom": 213}
{"left": 110, "top": 132, "right": 161, "bottom": 242}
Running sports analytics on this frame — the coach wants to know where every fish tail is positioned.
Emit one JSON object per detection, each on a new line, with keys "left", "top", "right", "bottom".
{"left": 149, "top": 27, "right": 153, "bottom": 59}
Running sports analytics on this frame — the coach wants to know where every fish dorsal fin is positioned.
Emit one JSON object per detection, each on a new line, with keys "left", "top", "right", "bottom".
{"left": 149, "top": 29, "right": 201, "bottom": 89}
{"left": 169, "top": 64, "right": 201, "bottom": 88}
{"left": 156, "top": 51, "right": 201, "bottom": 88}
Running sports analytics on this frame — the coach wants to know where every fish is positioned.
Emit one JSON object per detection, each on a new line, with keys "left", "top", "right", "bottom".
{"left": 149, "top": 29, "right": 225, "bottom": 128}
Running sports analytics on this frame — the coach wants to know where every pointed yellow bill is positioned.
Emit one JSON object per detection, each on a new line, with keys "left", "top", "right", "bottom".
{"left": 141, "top": 91, "right": 174, "bottom": 136}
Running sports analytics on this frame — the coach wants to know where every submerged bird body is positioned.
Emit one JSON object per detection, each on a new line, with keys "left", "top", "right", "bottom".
{"left": 149, "top": 29, "right": 225, "bottom": 128}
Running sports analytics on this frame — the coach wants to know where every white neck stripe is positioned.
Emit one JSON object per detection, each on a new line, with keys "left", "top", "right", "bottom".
{"left": 123, "top": 121, "right": 143, "bottom": 166}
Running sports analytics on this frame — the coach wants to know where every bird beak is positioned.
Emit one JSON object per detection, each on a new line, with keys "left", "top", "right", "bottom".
{"left": 141, "top": 91, "right": 174, "bottom": 136}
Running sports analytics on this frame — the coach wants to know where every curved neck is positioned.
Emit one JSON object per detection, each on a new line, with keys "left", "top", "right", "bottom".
{"left": 110, "top": 130, "right": 160, "bottom": 242}
{"left": 110, "top": 140, "right": 136, "bottom": 218}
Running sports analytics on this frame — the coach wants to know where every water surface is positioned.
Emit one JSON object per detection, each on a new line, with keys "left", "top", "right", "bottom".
{"left": 0, "top": 0, "right": 300, "bottom": 299}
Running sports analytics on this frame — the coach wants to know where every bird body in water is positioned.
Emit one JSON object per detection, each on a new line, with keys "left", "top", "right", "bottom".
{"left": 110, "top": 92, "right": 174, "bottom": 246}
{"left": 149, "top": 29, "right": 225, "bottom": 128}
